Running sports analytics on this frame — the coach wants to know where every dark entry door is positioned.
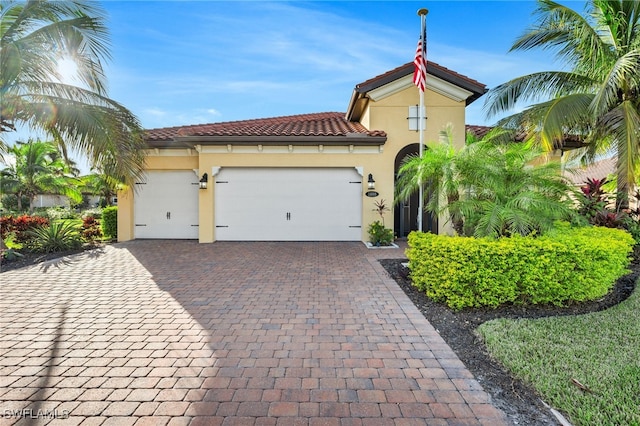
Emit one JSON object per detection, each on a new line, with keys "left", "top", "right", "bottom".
{"left": 395, "top": 190, "right": 437, "bottom": 237}
{"left": 394, "top": 143, "right": 438, "bottom": 237}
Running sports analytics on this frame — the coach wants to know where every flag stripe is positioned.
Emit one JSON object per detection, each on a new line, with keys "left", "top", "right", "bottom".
{"left": 413, "top": 38, "right": 426, "bottom": 92}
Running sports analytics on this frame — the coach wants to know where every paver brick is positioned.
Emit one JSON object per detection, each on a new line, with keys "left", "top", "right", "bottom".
{"left": 154, "top": 401, "right": 190, "bottom": 416}
{"left": 72, "top": 401, "right": 110, "bottom": 416}
{"left": 100, "top": 417, "right": 137, "bottom": 426}
{"left": 132, "top": 417, "right": 170, "bottom": 426}
{"left": 126, "top": 388, "right": 160, "bottom": 402}
{"left": 349, "top": 402, "right": 381, "bottom": 417}
{"left": 268, "top": 402, "right": 299, "bottom": 417}
{"left": 101, "top": 401, "right": 140, "bottom": 416}
{"left": 236, "top": 401, "right": 270, "bottom": 417}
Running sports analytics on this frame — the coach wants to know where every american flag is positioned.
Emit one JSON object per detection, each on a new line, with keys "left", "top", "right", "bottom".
{"left": 413, "top": 37, "right": 426, "bottom": 92}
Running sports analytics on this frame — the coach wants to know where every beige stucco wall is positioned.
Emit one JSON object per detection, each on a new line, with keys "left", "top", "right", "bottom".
{"left": 365, "top": 85, "right": 466, "bottom": 236}
{"left": 118, "top": 83, "right": 469, "bottom": 242}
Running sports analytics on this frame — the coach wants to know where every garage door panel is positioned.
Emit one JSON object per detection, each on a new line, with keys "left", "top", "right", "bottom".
{"left": 134, "top": 171, "right": 199, "bottom": 239}
{"left": 215, "top": 168, "right": 362, "bottom": 241}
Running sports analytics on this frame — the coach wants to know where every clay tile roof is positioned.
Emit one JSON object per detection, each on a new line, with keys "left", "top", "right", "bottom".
{"left": 465, "top": 124, "right": 586, "bottom": 150}
{"left": 355, "top": 61, "right": 487, "bottom": 105}
{"left": 145, "top": 112, "right": 386, "bottom": 143}
{"left": 465, "top": 124, "right": 493, "bottom": 139}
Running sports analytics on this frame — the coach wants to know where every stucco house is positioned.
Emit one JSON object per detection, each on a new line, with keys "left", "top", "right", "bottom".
{"left": 117, "top": 61, "right": 487, "bottom": 242}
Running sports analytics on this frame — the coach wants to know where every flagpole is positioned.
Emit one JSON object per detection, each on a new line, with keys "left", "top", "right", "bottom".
{"left": 417, "top": 8, "right": 428, "bottom": 233}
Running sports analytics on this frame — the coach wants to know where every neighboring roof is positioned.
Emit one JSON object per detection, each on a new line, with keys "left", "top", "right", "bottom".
{"left": 465, "top": 125, "right": 493, "bottom": 139}
{"left": 145, "top": 112, "right": 387, "bottom": 148}
{"left": 565, "top": 156, "right": 616, "bottom": 186}
{"left": 465, "top": 124, "right": 586, "bottom": 150}
{"left": 355, "top": 61, "right": 487, "bottom": 105}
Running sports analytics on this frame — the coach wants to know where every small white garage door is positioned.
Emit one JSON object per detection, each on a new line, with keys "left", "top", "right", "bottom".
{"left": 215, "top": 168, "right": 362, "bottom": 241}
{"left": 134, "top": 171, "right": 199, "bottom": 239}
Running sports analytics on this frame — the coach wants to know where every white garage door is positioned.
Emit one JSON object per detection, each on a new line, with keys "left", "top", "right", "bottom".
{"left": 215, "top": 168, "right": 362, "bottom": 241}
{"left": 134, "top": 171, "right": 199, "bottom": 239}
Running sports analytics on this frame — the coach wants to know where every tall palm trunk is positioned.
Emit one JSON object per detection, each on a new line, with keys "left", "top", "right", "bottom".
{"left": 446, "top": 192, "right": 464, "bottom": 235}
{"left": 616, "top": 146, "right": 630, "bottom": 211}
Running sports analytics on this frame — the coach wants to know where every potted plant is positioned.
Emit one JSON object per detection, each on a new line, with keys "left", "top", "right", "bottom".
{"left": 367, "top": 199, "right": 394, "bottom": 247}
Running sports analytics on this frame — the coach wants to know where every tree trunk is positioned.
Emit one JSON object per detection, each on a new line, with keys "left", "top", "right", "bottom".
{"left": 616, "top": 153, "right": 630, "bottom": 211}
{"left": 447, "top": 192, "right": 465, "bottom": 235}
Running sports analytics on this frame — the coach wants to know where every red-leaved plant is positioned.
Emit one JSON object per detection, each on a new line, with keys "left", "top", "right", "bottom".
{"left": 578, "top": 178, "right": 627, "bottom": 228}
{"left": 0, "top": 215, "right": 50, "bottom": 243}
{"left": 81, "top": 216, "right": 102, "bottom": 241}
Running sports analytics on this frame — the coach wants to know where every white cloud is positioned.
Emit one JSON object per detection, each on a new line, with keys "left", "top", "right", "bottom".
{"left": 144, "top": 108, "right": 167, "bottom": 118}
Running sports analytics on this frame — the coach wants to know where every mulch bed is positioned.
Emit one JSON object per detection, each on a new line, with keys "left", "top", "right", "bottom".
{"left": 380, "top": 249, "right": 640, "bottom": 426}
{"left": 0, "top": 243, "right": 105, "bottom": 273}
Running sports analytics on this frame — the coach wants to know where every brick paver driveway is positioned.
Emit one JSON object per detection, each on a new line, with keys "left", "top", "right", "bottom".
{"left": 0, "top": 241, "right": 508, "bottom": 425}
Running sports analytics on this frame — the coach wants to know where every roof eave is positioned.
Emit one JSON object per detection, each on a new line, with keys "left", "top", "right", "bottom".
{"left": 146, "top": 134, "right": 387, "bottom": 148}
{"left": 354, "top": 62, "right": 487, "bottom": 106}
{"left": 346, "top": 90, "right": 368, "bottom": 122}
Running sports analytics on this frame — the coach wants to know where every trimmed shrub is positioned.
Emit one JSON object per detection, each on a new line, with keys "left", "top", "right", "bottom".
{"left": 101, "top": 206, "right": 117, "bottom": 240}
{"left": 406, "top": 225, "right": 634, "bottom": 310}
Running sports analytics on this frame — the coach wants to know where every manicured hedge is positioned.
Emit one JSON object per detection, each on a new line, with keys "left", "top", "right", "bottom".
{"left": 101, "top": 206, "right": 117, "bottom": 240}
{"left": 406, "top": 225, "right": 634, "bottom": 310}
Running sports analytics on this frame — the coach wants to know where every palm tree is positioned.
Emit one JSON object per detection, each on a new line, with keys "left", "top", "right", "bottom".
{"left": 0, "top": 0, "right": 146, "bottom": 185}
{"left": 484, "top": 0, "right": 640, "bottom": 210}
{"left": 80, "top": 171, "right": 121, "bottom": 207}
{"left": 395, "top": 126, "right": 466, "bottom": 235}
{"left": 396, "top": 125, "right": 574, "bottom": 238}
{"left": 0, "top": 139, "right": 81, "bottom": 212}
{"left": 453, "top": 141, "right": 574, "bottom": 238}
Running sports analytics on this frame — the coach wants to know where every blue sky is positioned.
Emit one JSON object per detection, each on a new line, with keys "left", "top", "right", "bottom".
{"left": 95, "top": 0, "right": 582, "bottom": 131}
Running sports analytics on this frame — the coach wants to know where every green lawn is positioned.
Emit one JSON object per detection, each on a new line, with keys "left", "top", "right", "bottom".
{"left": 478, "top": 284, "right": 640, "bottom": 426}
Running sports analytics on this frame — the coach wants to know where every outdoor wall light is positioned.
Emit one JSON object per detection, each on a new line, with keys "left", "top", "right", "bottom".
{"left": 368, "top": 173, "right": 376, "bottom": 190}
{"left": 365, "top": 173, "right": 379, "bottom": 197}
{"left": 199, "top": 173, "right": 208, "bottom": 189}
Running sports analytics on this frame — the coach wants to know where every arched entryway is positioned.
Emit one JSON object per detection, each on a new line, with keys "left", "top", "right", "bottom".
{"left": 394, "top": 143, "right": 438, "bottom": 237}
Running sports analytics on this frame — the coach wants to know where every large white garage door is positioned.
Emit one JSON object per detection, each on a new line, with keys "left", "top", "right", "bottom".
{"left": 134, "top": 171, "right": 199, "bottom": 239}
{"left": 215, "top": 168, "right": 362, "bottom": 241}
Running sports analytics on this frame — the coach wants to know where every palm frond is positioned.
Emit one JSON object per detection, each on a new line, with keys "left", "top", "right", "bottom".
{"left": 2, "top": 84, "right": 146, "bottom": 185}
{"left": 521, "top": 93, "right": 594, "bottom": 151}
{"left": 512, "top": 0, "right": 609, "bottom": 73}
{"left": 590, "top": 49, "right": 640, "bottom": 117}
{"left": 597, "top": 100, "right": 640, "bottom": 190}
{"left": 483, "top": 71, "right": 594, "bottom": 119}
{"left": 592, "top": 0, "right": 640, "bottom": 53}
{"left": 1, "top": 0, "right": 144, "bottom": 185}
{"left": 1, "top": 1, "right": 110, "bottom": 93}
